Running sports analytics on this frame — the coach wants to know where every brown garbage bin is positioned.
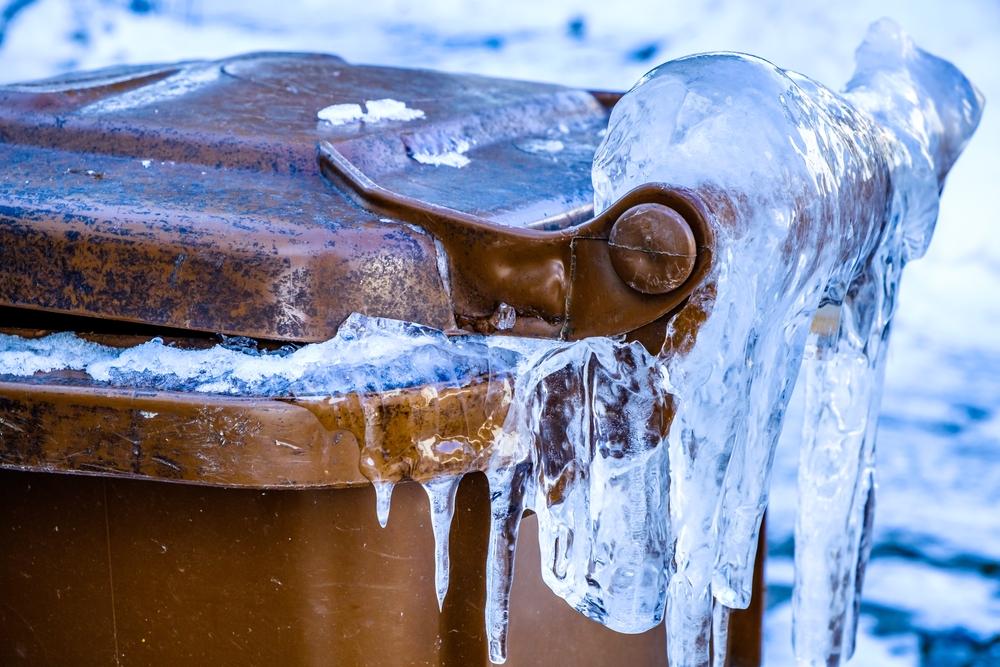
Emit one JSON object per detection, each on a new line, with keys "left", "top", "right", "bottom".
{"left": 0, "top": 54, "right": 761, "bottom": 665}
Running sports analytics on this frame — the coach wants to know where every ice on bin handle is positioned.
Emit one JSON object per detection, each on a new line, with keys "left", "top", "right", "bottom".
{"left": 592, "top": 17, "right": 981, "bottom": 667}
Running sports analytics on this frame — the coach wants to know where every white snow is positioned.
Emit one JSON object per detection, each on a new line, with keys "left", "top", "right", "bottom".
{"left": 316, "top": 102, "right": 365, "bottom": 125}
{"left": 317, "top": 99, "right": 424, "bottom": 126}
{"left": 362, "top": 98, "right": 425, "bottom": 122}
{"left": 410, "top": 139, "right": 471, "bottom": 167}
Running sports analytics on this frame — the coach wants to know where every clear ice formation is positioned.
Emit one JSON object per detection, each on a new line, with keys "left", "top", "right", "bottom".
{"left": 0, "top": 18, "right": 983, "bottom": 667}
{"left": 484, "top": 338, "right": 674, "bottom": 651}
{"left": 592, "top": 17, "right": 982, "bottom": 667}
{"left": 423, "top": 475, "right": 463, "bottom": 609}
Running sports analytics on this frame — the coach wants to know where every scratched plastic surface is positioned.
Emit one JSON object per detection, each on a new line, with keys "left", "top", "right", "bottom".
{"left": 0, "top": 19, "right": 983, "bottom": 667}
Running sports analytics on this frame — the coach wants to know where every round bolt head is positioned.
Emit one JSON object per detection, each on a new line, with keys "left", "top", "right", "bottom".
{"left": 608, "top": 203, "right": 698, "bottom": 295}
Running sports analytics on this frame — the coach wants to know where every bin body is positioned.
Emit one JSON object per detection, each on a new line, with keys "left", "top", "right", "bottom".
{"left": 0, "top": 470, "right": 762, "bottom": 666}
{"left": 0, "top": 54, "right": 760, "bottom": 665}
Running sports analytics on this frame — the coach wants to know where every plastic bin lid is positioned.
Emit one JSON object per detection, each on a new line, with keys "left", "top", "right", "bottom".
{"left": 0, "top": 53, "right": 712, "bottom": 343}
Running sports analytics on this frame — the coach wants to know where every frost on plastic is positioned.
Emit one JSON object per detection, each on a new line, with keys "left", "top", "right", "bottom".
{"left": 0, "top": 19, "right": 982, "bottom": 667}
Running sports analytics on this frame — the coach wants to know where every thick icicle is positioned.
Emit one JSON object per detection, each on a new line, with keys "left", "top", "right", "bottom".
{"left": 712, "top": 321, "right": 811, "bottom": 609}
{"left": 792, "top": 19, "right": 984, "bottom": 666}
{"left": 484, "top": 461, "right": 531, "bottom": 665}
{"left": 521, "top": 341, "right": 672, "bottom": 632}
{"left": 372, "top": 480, "right": 394, "bottom": 528}
{"left": 483, "top": 337, "right": 672, "bottom": 661}
{"left": 711, "top": 600, "right": 731, "bottom": 667}
{"left": 590, "top": 20, "right": 981, "bottom": 665}
{"left": 422, "top": 475, "right": 462, "bottom": 610}
{"left": 528, "top": 339, "right": 672, "bottom": 632}
{"left": 793, "top": 263, "right": 896, "bottom": 665}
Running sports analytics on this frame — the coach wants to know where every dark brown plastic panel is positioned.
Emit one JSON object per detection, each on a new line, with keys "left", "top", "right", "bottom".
{"left": 0, "top": 53, "right": 712, "bottom": 342}
{"left": 0, "top": 469, "right": 762, "bottom": 666}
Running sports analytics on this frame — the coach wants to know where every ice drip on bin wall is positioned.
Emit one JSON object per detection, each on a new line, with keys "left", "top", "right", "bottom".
{"left": 0, "top": 18, "right": 983, "bottom": 667}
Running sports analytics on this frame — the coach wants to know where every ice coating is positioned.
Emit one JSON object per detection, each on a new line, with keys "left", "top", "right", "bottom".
{"left": 80, "top": 63, "right": 220, "bottom": 114}
{"left": 0, "top": 314, "right": 524, "bottom": 397}
{"left": 0, "top": 19, "right": 982, "bottom": 667}
{"left": 0, "top": 331, "right": 117, "bottom": 375}
{"left": 592, "top": 18, "right": 981, "bottom": 667}
{"left": 482, "top": 338, "right": 673, "bottom": 660}
{"left": 845, "top": 19, "right": 985, "bottom": 262}
{"left": 594, "top": 51, "right": 888, "bottom": 667}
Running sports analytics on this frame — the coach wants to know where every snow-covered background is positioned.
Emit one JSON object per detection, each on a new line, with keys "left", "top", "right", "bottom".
{"left": 1, "top": 1, "right": 997, "bottom": 664}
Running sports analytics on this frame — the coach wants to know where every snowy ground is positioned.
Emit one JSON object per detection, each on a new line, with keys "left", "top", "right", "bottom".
{"left": 1, "top": 1, "right": 998, "bottom": 664}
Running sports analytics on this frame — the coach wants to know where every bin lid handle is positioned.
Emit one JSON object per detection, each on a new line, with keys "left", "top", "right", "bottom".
{"left": 317, "top": 141, "right": 714, "bottom": 343}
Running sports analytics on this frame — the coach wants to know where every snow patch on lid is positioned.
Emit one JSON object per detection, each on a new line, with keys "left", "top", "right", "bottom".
{"left": 317, "top": 98, "right": 425, "bottom": 126}
{"left": 317, "top": 102, "right": 364, "bottom": 125}
{"left": 410, "top": 139, "right": 471, "bottom": 168}
{"left": 363, "top": 98, "right": 425, "bottom": 122}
